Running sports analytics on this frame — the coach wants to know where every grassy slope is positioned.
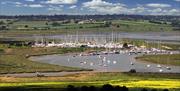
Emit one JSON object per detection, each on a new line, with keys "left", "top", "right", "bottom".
{"left": 0, "top": 47, "right": 95, "bottom": 74}
{"left": 136, "top": 54, "right": 180, "bottom": 66}
{"left": 0, "top": 73, "right": 180, "bottom": 90}
{"left": 0, "top": 20, "right": 176, "bottom": 37}
{"left": 112, "top": 20, "right": 173, "bottom": 32}
{"left": 121, "top": 39, "right": 180, "bottom": 50}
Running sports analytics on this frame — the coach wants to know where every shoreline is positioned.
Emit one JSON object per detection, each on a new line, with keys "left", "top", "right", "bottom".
{"left": 1, "top": 71, "right": 180, "bottom": 78}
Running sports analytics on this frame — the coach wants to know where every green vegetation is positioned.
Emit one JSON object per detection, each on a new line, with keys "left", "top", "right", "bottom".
{"left": 0, "top": 19, "right": 177, "bottom": 37}
{"left": 0, "top": 55, "right": 84, "bottom": 74}
{"left": 0, "top": 73, "right": 180, "bottom": 90}
{"left": 136, "top": 54, "right": 180, "bottom": 66}
{"left": 0, "top": 46, "right": 96, "bottom": 74}
{"left": 0, "top": 49, "right": 4, "bottom": 53}
{"left": 0, "top": 18, "right": 179, "bottom": 91}
{"left": 122, "top": 39, "right": 180, "bottom": 50}
{"left": 111, "top": 20, "right": 173, "bottom": 32}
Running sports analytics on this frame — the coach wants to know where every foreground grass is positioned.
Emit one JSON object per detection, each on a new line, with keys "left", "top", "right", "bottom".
{"left": 0, "top": 47, "right": 96, "bottom": 74}
{"left": 136, "top": 54, "right": 180, "bottom": 66}
{"left": 0, "top": 73, "right": 180, "bottom": 90}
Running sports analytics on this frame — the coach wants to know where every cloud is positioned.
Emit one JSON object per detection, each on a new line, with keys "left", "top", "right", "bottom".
{"left": 25, "top": 0, "right": 35, "bottom": 2}
{"left": 148, "top": 8, "right": 180, "bottom": 15}
{"left": 82, "top": 0, "right": 179, "bottom": 15}
{"left": 174, "top": 0, "right": 180, "bottom": 1}
{"left": 15, "top": 2, "right": 22, "bottom": 5}
{"left": 48, "top": 5, "right": 64, "bottom": 11}
{"left": 28, "top": 4, "right": 44, "bottom": 8}
{"left": 146, "top": 3, "right": 171, "bottom": 8}
{"left": 1, "top": 1, "right": 22, "bottom": 5}
{"left": 168, "top": 9, "right": 180, "bottom": 15}
{"left": 69, "top": 5, "right": 77, "bottom": 9}
{"left": 130, "top": 6, "right": 146, "bottom": 14}
{"left": 82, "top": 0, "right": 127, "bottom": 14}
{"left": 148, "top": 8, "right": 162, "bottom": 14}
{"left": 44, "top": 0, "right": 78, "bottom": 4}
{"left": 16, "top": 4, "right": 44, "bottom": 8}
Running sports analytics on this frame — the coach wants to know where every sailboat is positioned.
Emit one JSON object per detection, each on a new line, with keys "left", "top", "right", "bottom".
{"left": 113, "top": 61, "right": 117, "bottom": 64}
{"left": 107, "top": 60, "right": 111, "bottom": 64}
{"left": 156, "top": 40, "right": 162, "bottom": 68}
{"left": 159, "top": 69, "right": 163, "bottom": 72}
{"left": 166, "top": 53, "right": 171, "bottom": 70}
{"left": 146, "top": 64, "right": 151, "bottom": 68}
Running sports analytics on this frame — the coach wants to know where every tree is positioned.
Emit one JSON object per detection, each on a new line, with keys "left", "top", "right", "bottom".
{"left": 141, "top": 88, "right": 148, "bottom": 91}
{"left": 66, "top": 85, "right": 78, "bottom": 91}
{"left": 0, "top": 21, "right": 5, "bottom": 25}
{"left": 45, "top": 22, "right": 48, "bottom": 25}
{"left": 116, "top": 25, "right": 120, "bottom": 28}
{"left": 123, "top": 43, "right": 129, "bottom": 48}
{"left": 104, "top": 21, "right": 112, "bottom": 27}
{"left": 24, "top": 25, "right": 28, "bottom": 28}
{"left": 163, "top": 89, "right": 169, "bottom": 91}
{"left": 101, "top": 84, "right": 114, "bottom": 91}
{"left": 79, "top": 26, "right": 83, "bottom": 29}
{"left": 151, "top": 89, "right": 157, "bottom": 91}
{"left": 0, "top": 25, "right": 8, "bottom": 30}
{"left": 51, "top": 22, "right": 61, "bottom": 27}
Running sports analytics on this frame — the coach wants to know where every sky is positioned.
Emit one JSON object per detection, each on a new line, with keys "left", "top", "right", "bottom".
{"left": 0, "top": 0, "right": 179, "bottom": 15}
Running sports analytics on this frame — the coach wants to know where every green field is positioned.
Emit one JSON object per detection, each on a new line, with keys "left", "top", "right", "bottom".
{"left": 0, "top": 46, "right": 98, "bottom": 74}
{"left": 0, "top": 73, "right": 180, "bottom": 91}
{"left": 112, "top": 20, "right": 173, "bottom": 32}
{"left": 136, "top": 54, "right": 180, "bottom": 66}
{"left": 0, "top": 19, "right": 177, "bottom": 37}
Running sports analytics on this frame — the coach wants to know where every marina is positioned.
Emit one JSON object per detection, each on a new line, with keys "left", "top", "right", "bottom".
{"left": 30, "top": 53, "right": 180, "bottom": 73}
{"left": 1, "top": 1, "right": 180, "bottom": 90}
{"left": 30, "top": 32, "right": 180, "bottom": 73}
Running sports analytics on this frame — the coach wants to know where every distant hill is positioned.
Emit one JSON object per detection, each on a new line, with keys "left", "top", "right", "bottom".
{"left": 0, "top": 14, "right": 179, "bottom": 22}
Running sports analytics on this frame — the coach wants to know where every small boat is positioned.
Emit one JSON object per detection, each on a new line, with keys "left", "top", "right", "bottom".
{"left": 80, "top": 61, "right": 84, "bottom": 65}
{"left": 98, "top": 55, "right": 102, "bottom": 58}
{"left": 107, "top": 60, "right": 111, "bottom": 64}
{"left": 90, "top": 62, "right": 94, "bottom": 66}
{"left": 166, "top": 67, "right": 171, "bottom": 70}
{"left": 157, "top": 64, "right": 162, "bottom": 68}
{"left": 113, "top": 61, "right": 117, "bottom": 64}
{"left": 103, "top": 64, "right": 108, "bottom": 67}
{"left": 146, "top": 64, "right": 151, "bottom": 68}
{"left": 99, "top": 64, "right": 103, "bottom": 66}
{"left": 159, "top": 69, "right": 163, "bottom": 72}
{"left": 83, "top": 61, "right": 87, "bottom": 64}
{"left": 130, "top": 62, "right": 134, "bottom": 65}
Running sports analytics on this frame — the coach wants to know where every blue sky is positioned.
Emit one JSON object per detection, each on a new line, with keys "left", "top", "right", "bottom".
{"left": 0, "top": 0, "right": 179, "bottom": 15}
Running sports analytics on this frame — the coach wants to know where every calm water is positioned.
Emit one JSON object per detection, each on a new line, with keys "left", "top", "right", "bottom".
{"left": 30, "top": 54, "right": 180, "bottom": 73}
{"left": 2, "top": 32, "right": 180, "bottom": 43}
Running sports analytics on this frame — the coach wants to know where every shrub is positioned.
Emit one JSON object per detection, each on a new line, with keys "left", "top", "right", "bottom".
{"left": 151, "top": 89, "right": 157, "bottom": 91}
{"left": 101, "top": 84, "right": 114, "bottom": 91}
{"left": 141, "top": 88, "right": 148, "bottom": 91}
{"left": 66, "top": 85, "right": 78, "bottom": 91}
{"left": 129, "top": 69, "right": 136, "bottom": 73}
{"left": 163, "top": 89, "right": 169, "bottom": 91}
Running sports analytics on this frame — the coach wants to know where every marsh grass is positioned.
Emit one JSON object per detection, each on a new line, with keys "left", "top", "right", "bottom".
{"left": 0, "top": 47, "right": 96, "bottom": 74}
{"left": 136, "top": 54, "right": 180, "bottom": 66}
{"left": 0, "top": 73, "right": 180, "bottom": 90}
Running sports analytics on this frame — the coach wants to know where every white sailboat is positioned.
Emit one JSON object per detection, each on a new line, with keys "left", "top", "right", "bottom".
{"left": 113, "top": 61, "right": 117, "bottom": 64}
{"left": 156, "top": 40, "right": 162, "bottom": 68}
{"left": 166, "top": 54, "right": 171, "bottom": 70}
